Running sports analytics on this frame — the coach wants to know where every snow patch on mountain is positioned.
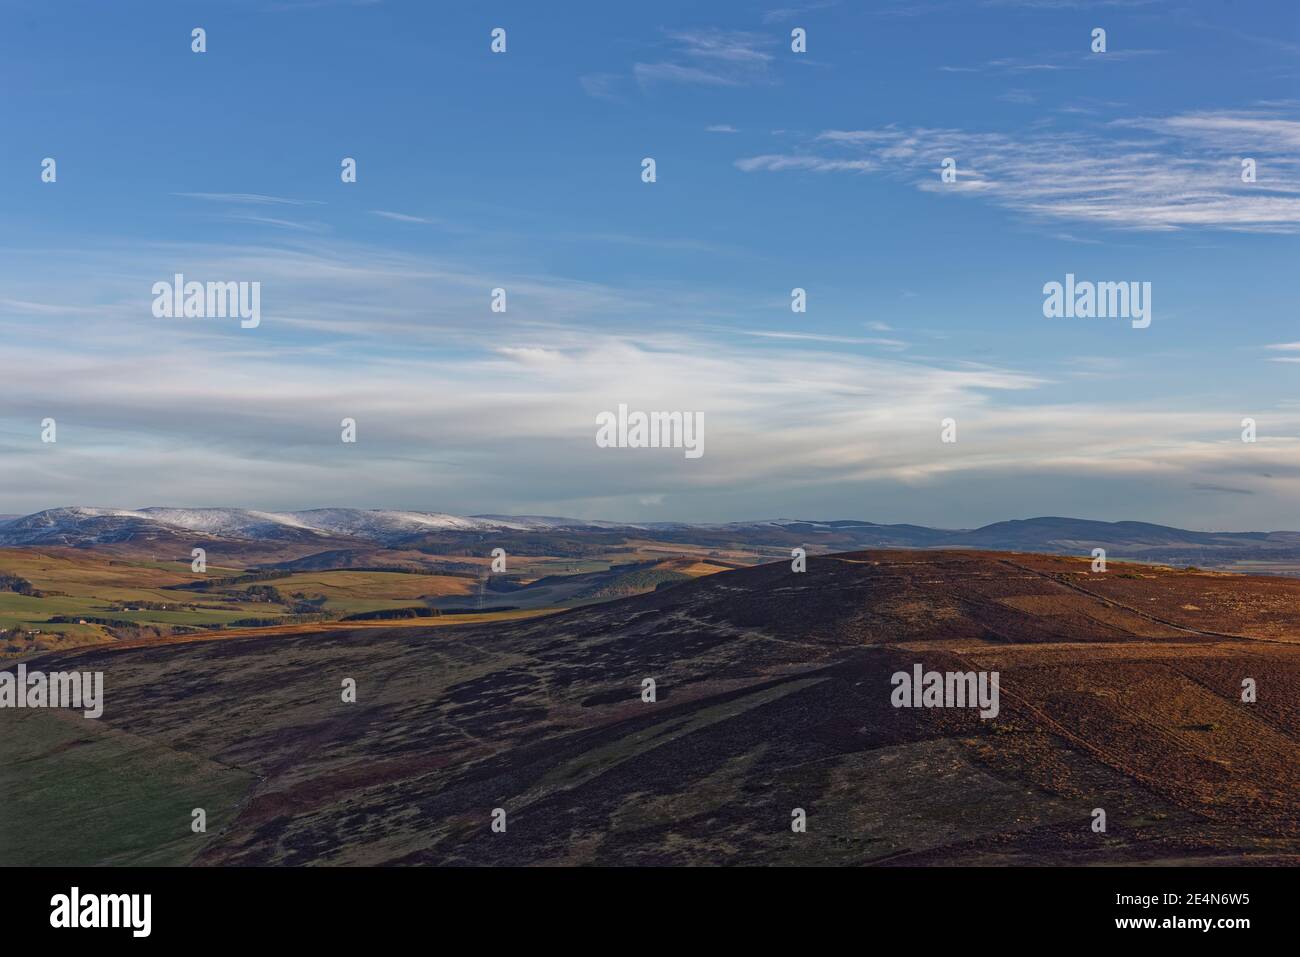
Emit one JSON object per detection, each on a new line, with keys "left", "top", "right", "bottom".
{"left": 0, "top": 506, "right": 589, "bottom": 546}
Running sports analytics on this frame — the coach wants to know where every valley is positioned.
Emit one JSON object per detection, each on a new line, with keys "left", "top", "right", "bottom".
{"left": 9, "top": 505, "right": 1300, "bottom": 659}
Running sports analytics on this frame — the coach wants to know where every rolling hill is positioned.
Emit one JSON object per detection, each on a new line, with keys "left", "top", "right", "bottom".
{"left": 3, "top": 549, "right": 1296, "bottom": 866}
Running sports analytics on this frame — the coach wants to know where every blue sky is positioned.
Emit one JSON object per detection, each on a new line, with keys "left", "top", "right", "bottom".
{"left": 1, "top": 0, "right": 1298, "bottom": 528}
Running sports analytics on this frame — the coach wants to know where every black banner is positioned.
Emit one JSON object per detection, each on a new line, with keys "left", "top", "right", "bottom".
{"left": 2, "top": 865, "right": 1285, "bottom": 943}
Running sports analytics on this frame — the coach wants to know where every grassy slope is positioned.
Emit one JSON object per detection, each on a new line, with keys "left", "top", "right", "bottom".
{"left": 0, "top": 708, "right": 254, "bottom": 865}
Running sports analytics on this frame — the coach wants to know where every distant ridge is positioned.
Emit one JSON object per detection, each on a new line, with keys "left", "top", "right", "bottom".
{"left": 1, "top": 507, "right": 1298, "bottom": 569}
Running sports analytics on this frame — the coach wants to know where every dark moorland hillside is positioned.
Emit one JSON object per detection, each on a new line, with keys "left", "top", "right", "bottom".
{"left": 2, "top": 550, "right": 1297, "bottom": 866}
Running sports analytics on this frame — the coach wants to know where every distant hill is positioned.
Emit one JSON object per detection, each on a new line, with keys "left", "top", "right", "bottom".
{"left": 4, "top": 507, "right": 1300, "bottom": 571}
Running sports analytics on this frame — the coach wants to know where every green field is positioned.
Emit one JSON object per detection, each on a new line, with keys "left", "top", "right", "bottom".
{"left": 0, "top": 708, "right": 255, "bottom": 866}
{"left": 0, "top": 550, "right": 484, "bottom": 656}
{"left": 0, "top": 544, "right": 743, "bottom": 658}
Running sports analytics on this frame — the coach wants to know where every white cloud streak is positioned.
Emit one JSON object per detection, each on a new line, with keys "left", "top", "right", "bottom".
{"left": 736, "top": 109, "right": 1300, "bottom": 232}
{"left": 3, "top": 238, "right": 1298, "bottom": 522}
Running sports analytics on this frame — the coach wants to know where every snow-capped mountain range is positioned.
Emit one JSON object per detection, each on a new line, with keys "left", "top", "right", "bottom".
{"left": 2, "top": 507, "right": 1298, "bottom": 569}
{"left": 0, "top": 506, "right": 630, "bottom": 546}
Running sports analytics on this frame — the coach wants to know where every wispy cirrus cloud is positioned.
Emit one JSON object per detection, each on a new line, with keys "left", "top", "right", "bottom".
{"left": 633, "top": 28, "right": 777, "bottom": 89}
{"left": 578, "top": 73, "right": 625, "bottom": 101}
{"left": 739, "top": 330, "right": 909, "bottom": 349}
{"left": 0, "top": 236, "right": 1040, "bottom": 514}
{"left": 736, "top": 109, "right": 1300, "bottom": 232}
{"left": 2, "top": 235, "right": 1298, "bottom": 523}
{"left": 1116, "top": 111, "right": 1300, "bottom": 153}
{"left": 1267, "top": 342, "right": 1300, "bottom": 362}
{"left": 761, "top": 1, "right": 838, "bottom": 24}
{"left": 371, "top": 210, "right": 439, "bottom": 225}
{"left": 941, "top": 48, "right": 1163, "bottom": 73}
{"left": 981, "top": 0, "right": 1166, "bottom": 8}
{"left": 174, "top": 192, "right": 325, "bottom": 206}
{"left": 633, "top": 62, "right": 746, "bottom": 87}
{"left": 664, "top": 28, "right": 774, "bottom": 66}
{"left": 999, "top": 89, "right": 1037, "bottom": 105}
{"left": 734, "top": 154, "right": 876, "bottom": 173}
{"left": 585, "top": 26, "right": 783, "bottom": 99}
{"left": 221, "top": 213, "right": 329, "bottom": 232}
